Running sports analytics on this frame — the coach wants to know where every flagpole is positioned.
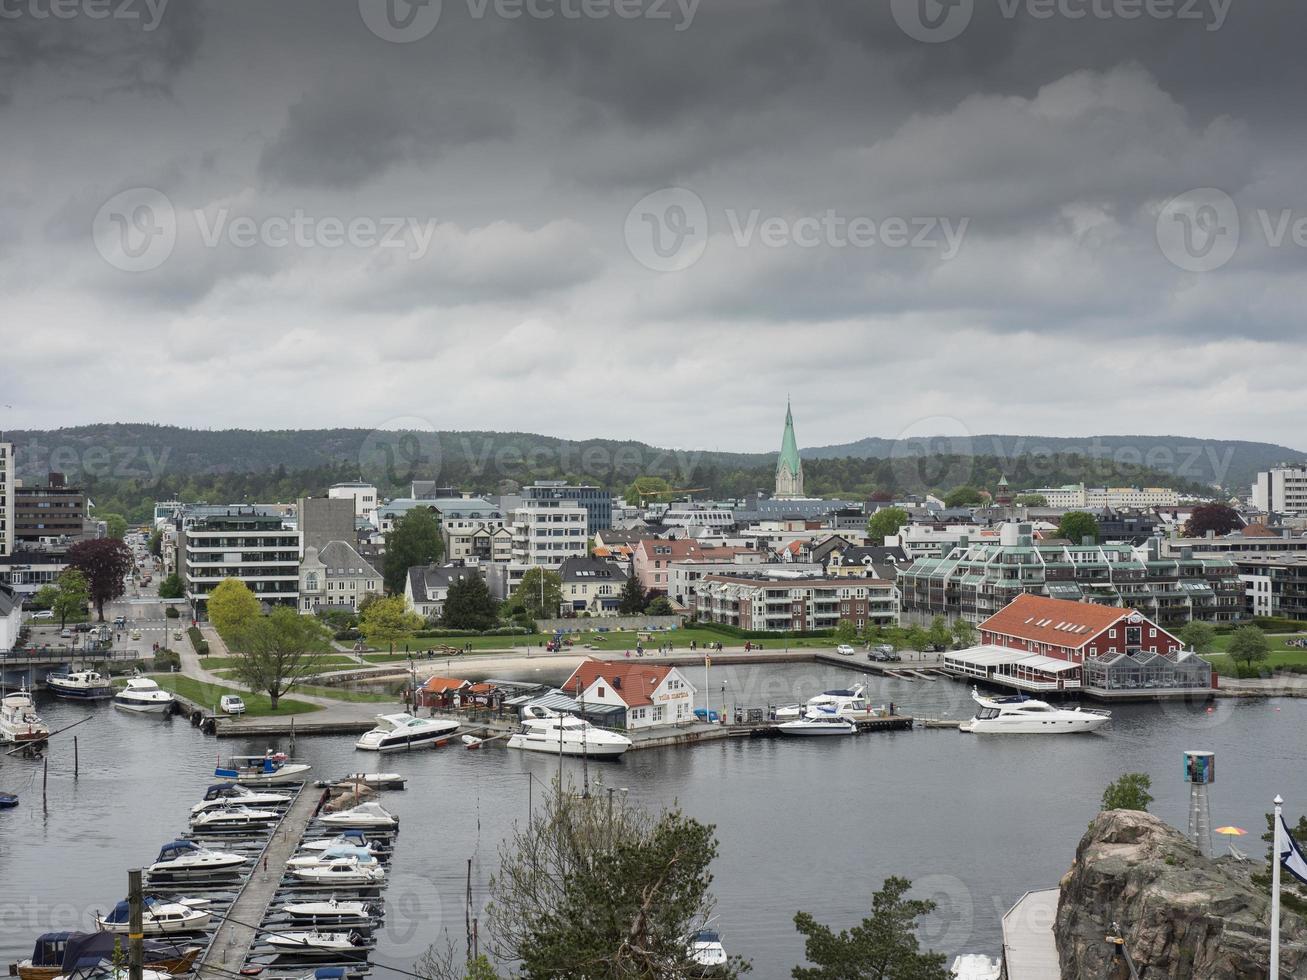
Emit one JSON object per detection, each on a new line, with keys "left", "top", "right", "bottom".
{"left": 1272, "top": 794, "right": 1283, "bottom": 980}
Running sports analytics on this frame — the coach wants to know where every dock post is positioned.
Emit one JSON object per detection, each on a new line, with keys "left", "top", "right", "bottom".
{"left": 74, "top": 736, "right": 79, "bottom": 778}
{"left": 42, "top": 757, "right": 47, "bottom": 809}
{"left": 128, "top": 868, "right": 143, "bottom": 980}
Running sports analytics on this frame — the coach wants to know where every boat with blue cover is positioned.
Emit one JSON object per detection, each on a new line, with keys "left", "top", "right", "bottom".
{"left": 0, "top": 792, "right": 18, "bottom": 809}
{"left": 93, "top": 897, "right": 211, "bottom": 935}
{"left": 11, "top": 931, "right": 201, "bottom": 980}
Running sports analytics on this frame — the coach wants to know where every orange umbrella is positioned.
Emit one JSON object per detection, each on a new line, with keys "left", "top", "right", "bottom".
{"left": 1215, "top": 826, "right": 1248, "bottom": 836}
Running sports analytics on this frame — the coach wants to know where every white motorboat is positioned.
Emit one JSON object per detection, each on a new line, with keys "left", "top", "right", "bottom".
{"left": 46, "top": 670, "right": 115, "bottom": 701}
{"left": 52, "top": 967, "right": 171, "bottom": 980}
{"left": 0, "top": 690, "right": 50, "bottom": 744}
{"left": 688, "top": 928, "right": 728, "bottom": 972}
{"left": 148, "top": 839, "right": 247, "bottom": 876}
{"left": 189, "top": 803, "right": 281, "bottom": 831}
{"left": 959, "top": 688, "right": 1111, "bottom": 735}
{"left": 262, "top": 931, "right": 368, "bottom": 958}
{"left": 776, "top": 711, "right": 856, "bottom": 736}
{"left": 113, "top": 678, "right": 174, "bottom": 714}
{"left": 332, "top": 772, "right": 406, "bottom": 790}
{"left": 287, "top": 846, "right": 379, "bottom": 868}
{"left": 507, "top": 710, "right": 632, "bottom": 759}
{"left": 191, "top": 783, "right": 292, "bottom": 816}
{"left": 298, "top": 831, "right": 382, "bottom": 854}
{"left": 288, "top": 860, "right": 386, "bottom": 885}
{"left": 282, "top": 898, "right": 375, "bottom": 922}
{"left": 317, "top": 802, "right": 397, "bottom": 830}
{"left": 775, "top": 685, "right": 868, "bottom": 721}
{"left": 215, "top": 754, "right": 312, "bottom": 786}
{"left": 354, "top": 714, "right": 458, "bottom": 752}
{"left": 950, "top": 953, "right": 1002, "bottom": 980}
{"left": 95, "top": 897, "right": 211, "bottom": 935}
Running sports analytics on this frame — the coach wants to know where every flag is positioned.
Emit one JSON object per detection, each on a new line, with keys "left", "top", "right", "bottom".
{"left": 1279, "top": 814, "right": 1307, "bottom": 887}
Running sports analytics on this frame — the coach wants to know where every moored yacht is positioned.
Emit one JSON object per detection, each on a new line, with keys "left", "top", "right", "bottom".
{"left": 94, "top": 897, "right": 211, "bottom": 935}
{"left": 0, "top": 690, "right": 50, "bottom": 744}
{"left": 287, "top": 859, "right": 386, "bottom": 885}
{"left": 959, "top": 688, "right": 1111, "bottom": 735}
{"left": 47, "top": 670, "right": 115, "bottom": 701}
{"left": 262, "top": 931, "right": 368, "bottom": 958}
{"left": 507, "top": 710, "right": 632, "bottom": 758}
{"left": 189, "top": 802, "right": 281, "bottom": 831}
{"left": 354, "top": 714, "right": 458, "bottom": 752}
{"left": 14, "top": 931, "right": 200, "bottom": 980}
{"left": 113, "top": 678, "right": 174, "bottom": 714}
{"left": 281, "top": 898, "right": 375, "bottom": 923}
{"left": 147, "top": 840, "right": 247, "bottom": 876}
{"left": 776, "top": 685, "right": 869, "bottom": 720}
{"left": 215, "top": 754, "right": 312, "bottom": 785}
{"left": 688, "top": 929, "right": 728, "bottom": 974}
{"left": 317, "top": 802, "right": 398, "bottom": 830}
{"left": 287, "top": 845, "right": 379, "bottom": 868}
{"left": 776, "top": 711, "right": 856, "bottom": 736}
{"left": 190, "top": 783, "right": 292, "bottom": 816}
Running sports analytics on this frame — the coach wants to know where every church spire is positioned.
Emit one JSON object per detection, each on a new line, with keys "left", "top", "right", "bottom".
{"left": 775, "top": 401, "right": 804, "bottom": 499}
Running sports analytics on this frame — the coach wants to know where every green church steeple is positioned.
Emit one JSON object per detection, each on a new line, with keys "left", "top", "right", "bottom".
{"left": 775, "top": 401, "right": 804, "bottom": 499}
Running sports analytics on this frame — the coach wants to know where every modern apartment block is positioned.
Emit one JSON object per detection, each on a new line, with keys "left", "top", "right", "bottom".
{"left": 523, "top": 481, "right": 612, "bottom": 536}
{"left": 14, "top": 474, "right": 91, "bottom": 545}
{"left": 694, "top": 573, "right": 898, "bottom": 632}
{"left": 327, "top": 482, "right": 379, "bottom": 522}
{"left": 510, "top": 497, "right": 588, "bottom": 568}
{"left": 1236, "top": 556, "right": 1307, "bottom": 619}
{"left": 897, "top": 523, "right": 1242, "bottom": 627}
{"left": 0, "top": 443, "right": 13, "bottom": 557}
{"left": 178, "top": 505, "right": 302, "bottom": 611}
{"left": 1252, "top": 466, "right": 1307, "bottom": 516}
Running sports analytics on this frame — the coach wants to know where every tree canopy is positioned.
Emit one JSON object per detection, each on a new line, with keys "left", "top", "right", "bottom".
{"left": 1101, "top": 773, "right": 1154, "bottom": 812}
{"left": 617, "top": 575, "right": 647, "bottom": 615}
{"left": 157, "top": 572, "right": 185, "bottom": 599}
{"left": 942, "top": 485, "right": 985, "bottom": 508}
{"left": 384, "top": 507, "right": 444, "bottom": 594}
{"left": 52, "top": 569, "right": 90, "bottom": 628}
{"left": 866, "top": 506, "right": 909, "bottom": 544}
{"left": 1183, "top": 504, "right": 1242, "bottom": 537}
{"left": 100, "top": 513, "right": 129, "bottom": 540}
{"left": 1057, "top": 511, "right": 1100, "bottom": 544}
{"left": 511, "top": 568, "right": 563, "bottom": 621}
{"left": 231, "top": 606, "right": 333, "bottom": 709}
{"left": 66, "top": 538, "right": 133, "bottom": 621}
{"left": 1177, "top": 621, "right": 1217, "bottom": 655}
{"left": 207, "top": 578, "right": 262, "bottom": 640}
{"left": 360, "top": 595, "right": 424, "bottom": 646}
{"left": 624, "top": 476, "right": 674, "bottom": 506}
{"left": 442, "top": 576, "right": 500, "bottom": 631}
{"left": 1228, "top": 625, "right": 1270, "bottom": 669}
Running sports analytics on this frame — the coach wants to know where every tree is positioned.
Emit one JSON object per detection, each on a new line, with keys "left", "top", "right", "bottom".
{"left": 100, "top": 513, "right": 129, "bottom": 540}
{"left": 207, "top": 578, "right": 262, "bottom": 640}
{"left": 514, "top": 568, "right": 563, "bottom": 621}
{"left": 1013, "top": 494, "right": 1047, "bottom": 506}
{"left": 792, "top": 876, "right": 950, "bottom": 980}
{"left": 646, "top": 595, "right": 674, "bottom": 616}
{"left": 30, "top": 585, "right": 58, "bottom": 611}
{"left": 1101, "top": 773, "right": 1154, "bottom": 812}
{"left": 865, "top": 506, "right": 909, "bottom": 544}
{"left": 904, "top": 625, "right": 930, "bottom": 653}
{"left": 442, "top": 576, "right": 500, "bottom": 631}
{"left": 617, "top": 574, "right": 647, "bottom": 615}
{"left": 834, "top": 619, "right": 858, "bottom": 645}
{"left": 66, "top": 538, "right": 134, "bottom": 621}
{"left": 157, "top": 572, "right": 185, "bottom": 600}
{"left": 926, "top": 615, "right": 951, "bottom": 652}
{"left": 1228, "top": 625, "right": 1270, "bottom": 670}
{"left": 360, "top": 595, "right": 424, "bottom": 647}
{"left": 231, "top": 606, "right": 333, "bottom": 709}
{"left": 1177, "top": 621, "right": 1217, "bottom": 655}
{"left": 1057, "top": 511, "right": 1100, "bottom": 544}
{"left": 1183, "top": 503, "right": 1241, "bottom": 537}
{"left": 384, "top": 506, "right": 444, "bottom": 595}
{"left": 624, "top": 476, "right": 673, "bottom": 507}
{"left": 148, "top": 528, "right": 162, "bottom": 558}
{"left": 52, "top": 569, "right": 90, "bottom": 628}
{"left": 950, "top": 618, "right": 977, "bottom": 649}
{"left": 943, "top": 485, "right": 984, "bottom": 508}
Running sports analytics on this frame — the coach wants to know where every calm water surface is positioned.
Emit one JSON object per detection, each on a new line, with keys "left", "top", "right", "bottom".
{"left": 2, "top": 663, "right": 1304, "bottom": 980}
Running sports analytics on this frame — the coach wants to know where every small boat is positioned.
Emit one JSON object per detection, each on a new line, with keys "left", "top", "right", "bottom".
{"left": 317, "top": 802, "right": 397, "bottom": 830}
{"left": 191, "top": 783, "right": 292, "bottom": 815}
{"left": 287, "top": 860, "right": 386, "bottom": 885}
{"left": 775, "top": 685, "right": 868, "bottom": 721}
{"left": 113, "top": 678, "right": 174, "bottom": 714}
{"left": 281, "top": 899, "right": 375, "bottom": 923}
{"left": 95, "top": 897, "right": 211, "bottom": 935}
{"left": 287, "top": 846, "right": 379, "bottom": 868}
{"left": 298, "top": 831, "right": 382, "bottom": 855}
{"left": 354, "top": 714, "right": 458, "bottom": 752}
{"left": 46, "top": 670, "right": 115, "bottom": 701}
{"left": 148, "top": 839, "right": 247, "bottom": 876}
{"left": 0, "top": 792, "right": 18, "bottom": 809}
{"left": 0, "top": 690, "right": 51, "bottom": 744}
{"left": 460, "top": 734, "right": 483, "bottom": 748}
{"left": 507, "top": 710, "right": 632, "bottom": 759}
{"left": 687, "top": 928, "right": 728, "bottom": 973}
{"left": 215, "top": 754, "right": 312, "bottom": 786}
{"left": 959, "top": 688, "right": 1111, "bottom": 735}
{"left": 189, "top": 803, "right": 281, "bottom": 831}
{"left": 14, "top": 932, "right": 201, "bottom": 980}
{"left": 776, "top": 711, "right": 856, "bottom": 736}
{"left": 52, "top": 966, "right": 171, "bottom": 980}
{"left": 262, "top": 931, "right": 368, "bottom": 958}
{"left": 331, "top": 772, "right": 406, "bottom": 790}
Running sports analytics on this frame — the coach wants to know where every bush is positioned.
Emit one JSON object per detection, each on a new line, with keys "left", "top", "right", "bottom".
{"left": 694, "top": 621, "right": 836, "bottom": 641}
{"left": 165, "top": 606, "right": 181, "bottom": 619}
{"left": 186, "top": 626, "right": 210, "bottom": 657}
{"left": 1251, "top": 616, "right": 1307, "bottom": 634}
{"left": 335, "top": 628, "right": 362, "bottom": 642}
{"left": 152, "top": 649, "right": 181, "bottom": 672}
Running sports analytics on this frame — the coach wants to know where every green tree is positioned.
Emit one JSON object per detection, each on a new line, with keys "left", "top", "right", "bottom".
{"left": 148, "top": 528, "right": 163, "bottom": 558}
{"left": 646, "top": 595, "right": 674, "bottom": 616}
{"left": 514, "top": 568, "right": 563, "bottom": 621}
{"left": 866, "top": 507, "right": 909, "bottom": 544}
{"left": 442, "top": 576, "right": 500, "bottom": 631}
{"left": 904, "top": 625, "right": 930, "bottom": 654}
{"left": 1228, "top": 625, "right": 1270, "bottom": 670}
{"left": 1057, "top": 511, "right": 1100, "bottom": 544}
{"left": 30, "top": 585, "right": 58, "bottom": 611}
{"left": 950, "top": 618, "right": 977, "bottom": 649}
{"left": 792, "top": 876, "right": 950, "bottom": 980}
{"left": 616, "top": 574, "right": 647, "bottom": 615}
{"left": 66, "top": 537, "right": 134, "bottom": 621}
{"left": 943, "top": 485, "right": 985, "bottom": 508}
{"left": 834, "top": 619, "right": 858, "bottom": 645}
{"left": 232, "top": 606, "right": 333, "bottom": 709}
{"left": 926, "top": 615, "right": 951, "bottom": 652}
{"left": 207, "top": 578, "right": 262, "bottom": 641}
{"left": 1101, "top": 773, "right": 1154, "bottom": 812}
{"left": 384, "top": 507, "right": 444, "bottom": 595}
{"left": 100, "top": 513, "right": 129, "bottom": 539}
{"left": 157, "top": 572, "right": 185, "bottom": 600}
{"left": 360, "top": 595, "right": 424, "bottom": 647}
{"left": 1013, "top": 494, "right": 1048, "bottom": 506}
{"left": 52, "top": 569, "right": 90, "bottom": 628}
{"left": 1177, "top": 621, "right": 1217, "bottom": 655}
{"left": 624, "top": 476, "right": 674, "bottom": 507}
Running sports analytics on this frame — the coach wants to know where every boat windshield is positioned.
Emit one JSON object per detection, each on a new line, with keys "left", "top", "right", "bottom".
{"left": 975, "top": 707, "right": 1000, "bottom": 720}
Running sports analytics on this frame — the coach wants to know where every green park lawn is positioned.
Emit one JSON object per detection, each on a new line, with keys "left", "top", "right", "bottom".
{"left": 292, "top": 684, "right": 396, "bottom": 703}
{"left": 143, "top": 673, "right": 322, "bottom": 717}
{"left": 200, "top": 654, "right": 357, "bottom": 671}
{"left": 1203, "top": 632, "right": 1307, "bottom": 674}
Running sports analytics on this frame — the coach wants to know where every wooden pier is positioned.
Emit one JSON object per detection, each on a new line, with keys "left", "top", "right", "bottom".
{"left": 198, "top": 784, "right": 325, "bottom": 978}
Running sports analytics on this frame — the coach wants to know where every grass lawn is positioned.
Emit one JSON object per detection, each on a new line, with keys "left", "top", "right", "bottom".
{"left": 292, "top": 684, "right": 396, "bottom": 703}
{"left": 142, "top": 673, "right": 322, "bottom": 716}
{"left": 1204, "top": 632, "right": 1307, "bottom": 673}
{"left": 200, "top": 655, "right": 358, "bottom": 671}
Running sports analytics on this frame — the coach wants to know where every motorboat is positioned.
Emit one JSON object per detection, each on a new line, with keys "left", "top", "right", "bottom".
{"left": 331, "top": 772, "right": 406, "bottom": 790}
{"left": 52, "top": 966, "right": 171, "bottom": 980}
{"left": 950, "top": 953, "right": 1002, "bottom": 980}
{"left": 775, "top": 685, "right": 868, "bottom": 720}
{"left": 14, "top": 932, "right": 201, "bottom": 980}
{"left": 46, "top": 671, "right": 115, "bottom": 701}
{"left": 298, "top": 831, "right": 383, "bottom": 855}
{"left": 287, "top": 846, "right": 379, "bottom": 868}
{"left": 281, "top": 899, "right": 375, "bottom": 923}
{"left": 507, "top": 711, "right": 632, "bottom": 759}
{"left": 776, "top": 711, "right": 857, "bottom": 736}
{"left": 317, "top": 802, "right": 397, "bottom": 830}
{"left": 147, "top": 839, "right": 247, "bottom": 876}
{"left": 189, "top": 803, "right": 281, "bottom": 831}
{"left": 688, "top": 929, "right": 728, "bottom": 973}
{"left": 191, "top": 783, "right": 292, "bottom": 816}
{"left": 959, "top": 688, "right": 1111, "bottom": 735}
{"left": 215, "top": 754, "right": 312, "bottom": 786}
{"left": 262, "top": 931, "right": 368, "bottom": 958}
{"left": 0, "top": 792, "right": 18, "bottom": 809}
{"left": 0, "top": 690, "right": 50, "bottom": 744}
{"left": 94, "top": 897, "right": 211, "bottom": 935}
{"left": 287, "top": 860, "right": 386, "bottom": 885}
{"left": 113, "top": 678, "right": 174, "bottom": 714}
{"left": 354, "top": 714, "right": 458, "bottom": 752}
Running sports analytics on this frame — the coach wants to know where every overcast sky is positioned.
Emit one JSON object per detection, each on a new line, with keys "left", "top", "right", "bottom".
{"left": 1, "top": 0, "right": 1304, "bottom": 453}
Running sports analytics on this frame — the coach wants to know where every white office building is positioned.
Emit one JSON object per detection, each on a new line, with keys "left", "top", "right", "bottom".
{"left": 510, "top": 498, "right": 588, "bottom": 568}
{"left": 1026, "top": 484, "right": 1180, "bottom": 509}
{"left": 1252, "top": 466, "right": 1307, "bottom": 516}
{"left": 328, "top": 482, "right": 379, "bottom": 522}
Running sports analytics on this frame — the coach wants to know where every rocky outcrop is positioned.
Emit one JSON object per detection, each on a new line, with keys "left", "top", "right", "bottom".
{"left": 1055, "top": 810, "right": 1307, "bottom": 979}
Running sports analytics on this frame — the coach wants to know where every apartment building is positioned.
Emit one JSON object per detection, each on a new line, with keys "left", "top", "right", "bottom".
{"left": 1236, "top": 556, "right": 1307, "bottom": 619}
{"left": 1025, "top": 484, "right": 1181, "bottom": 509}
{"left": 299, "top": 540, "right": 381, "bottom": 613}
{"left": 694, "top": 573, "right": 899, "bottom": 632}
{"left": 430, "top": 498, "right": 512, "bottom": 563}
{"left": 523, "top": 481, "right": 612, "bottom": 536}
{"left": 0, "top": 442, "right": 13, "bottom": 557}
{"left": 558, "top": 556, "right": 629, "bottom": 616}
{"left": 178, "top": 505, "right": 302, "bottom": 611}
{"left": 328, "top": 482, "right": 379, "bottom": 522}
{"left": 1252, "top": 466, "right": 1307, "bottom": 516}
{"left": 510, "top": 497, "right": 588, "bottom": 568}
{"left": 14, "top": 474, "right": 92, "bottom": 545}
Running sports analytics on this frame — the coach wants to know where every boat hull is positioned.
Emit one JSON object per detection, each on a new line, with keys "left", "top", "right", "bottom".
{"left": 47, "top": 684, "right": 114, "bottom": 701}
{"left": 218, "top": 764, "right": 312, "bottom": 786}
{"left": 113, "top": 698, "right": 172, "bottom": 714}
{"left": 96, "top": 913, "right": 212, "bottom": 935}
{"left": 961, "top": 715, "right": 1110, "bottom": 734}
{"left": 776, "top": 724, "right": 855, "bottom": 736}
{"left": 506, "top": 735, "right": 630, "bottom": 757}
{"left": 17, "top": 948, "right": 200, "bottom": 980}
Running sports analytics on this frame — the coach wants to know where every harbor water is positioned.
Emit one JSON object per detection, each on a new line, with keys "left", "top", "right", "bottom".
{"left": 2, "top": 661, "right": 1305, "bottom": 979}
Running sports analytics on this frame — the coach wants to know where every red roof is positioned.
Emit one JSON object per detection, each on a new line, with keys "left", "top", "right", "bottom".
{"left": 979, "top": 594, "right": 1136, "bottom": 650}
{"left": 421, "top": 676, "right": 471, "bottom": 693}
{"left": 562, "top": 661, "right": 673, "bottom": 708}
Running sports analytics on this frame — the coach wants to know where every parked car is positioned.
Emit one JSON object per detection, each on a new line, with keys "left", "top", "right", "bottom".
{"left": 60, "top": 628, "right": 74, "bottom": 638}
{"left": 869, "top": 644, "right": 901, "bottom": 662}
{"left": 130, "top": 629, "right": 142, "bottom": 641}
{"left": 220, "top": 695, "right": 246, "bottom": 716}
{"left": 76, "top": 622, "right": 92, "bottom": 632}
{"left": 31, "top": 610, "right": 54, "bottom": 620}
{"left": 835, "top": 644, "right": 856, "bottom": 656}
{"left": 114, "top": 616, "right": 127, "bottom": 627}
{"left": 173, "top": 630, "right": 183, "bottom": 640}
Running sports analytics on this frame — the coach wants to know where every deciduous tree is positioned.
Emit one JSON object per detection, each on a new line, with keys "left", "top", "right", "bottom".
{"left": 1228, "top": 625, "right": 1270, "bottom": 669}
{"left": 646, "top": 595, "right": 674, "bottom": 616}
{"left": 232, "top": 606, "right": 332, "bottom": 709}
{"left": 834, "top": 619, "right": 858, "bottom": 645}
{"left": 950, "top": 618, "right": 977, "bottom": 649}
{"left": 384, "top": 507, "right": 444, "bottom": 595}
{"left": 866, "top": 506, "right": 909, "bottom": 544}
{"left": 157, "top": 572, "right": 185, "bottom": 600}
{"left": 1183, "top": 503, "right": 1242, "bottom": 537}
{"left": 100, "top": 513, "right": 129, "bottom": 540}
{"left": 1177, "top": 621, "right": 1217, "bottom": 655}
{"left": 514, "top": 568, "right": 563, "bottom": 621}
{"left": 442, "top": 576, "right": 500, "bottom": 631}
{"left": 926, "top": 615, "right": 951, "bottom": 652}
{"left": 624, "top": 476, "right": 673, "bottom": 507}
{"left": 943, "top": 485, "right": 985, "bottom": 508}
{"left": 1057, "top": 511, "right": 1100, "bottom": 544}
{"left": 360, "top": 595, "right": 424, "bottom": 647}
{"left": 207, "top": 578, "right": 262, "bottom": 641}
{"left": 66, "top": 538, "right": 133, "bottom": 621}
{"left": 52, "top": 569, "right": 90, "bottom": 628}
{"left": 1101, "top": 773, "right": 1154, "bottom": 812}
